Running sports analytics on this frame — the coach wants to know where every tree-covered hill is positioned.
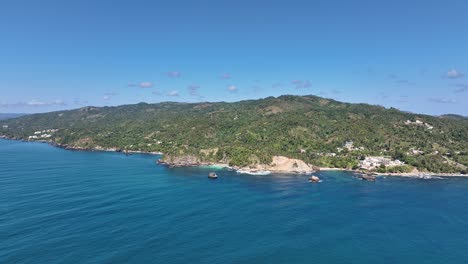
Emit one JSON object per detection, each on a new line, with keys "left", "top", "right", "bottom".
{"left": 1, "top": 95, "right": 467, "bottom": 173}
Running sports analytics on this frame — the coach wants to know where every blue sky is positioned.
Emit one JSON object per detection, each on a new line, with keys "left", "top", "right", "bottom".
{"left": 1, "top": 0, "right": 467, "bottom": 115}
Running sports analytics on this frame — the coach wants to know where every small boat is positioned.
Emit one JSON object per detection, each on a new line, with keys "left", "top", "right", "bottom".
{"left": 208, "top": 172, "right": 218, "bottom": 179}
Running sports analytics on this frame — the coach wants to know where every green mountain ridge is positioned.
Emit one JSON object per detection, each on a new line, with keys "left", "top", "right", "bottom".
{"left": 1, "top": 95, "right": 467, "bottom": 173}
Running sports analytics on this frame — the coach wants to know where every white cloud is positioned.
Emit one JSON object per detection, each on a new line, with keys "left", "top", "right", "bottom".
{"left": 73, "top": 99, "right": 89, "bottom": 105}
{"left": 53, "top": 100, "right": 66, "bottom": 105}
{"left": 1, "top": 99, "right": 67, "bottom": 108}
{"left": 291, "top": 80, "right": 312, "bottom": 89}
{"left": 446, "top": 69, "right": 464, "bottom": 79}
{"left": 428, "top": 98, "right": 456, "bottom": 104}
{"left": 26, "top": 100, "right": 47, "bottom": 106}
{"left": 139, "top": 82, "right": 153, "bottom": 88}
{"left": 227, "top": 85, "right": 237, "bottom": 92}
{"left": 103, "top": 96, "right": 111, "bottom": 100}
{"left": 167, "top": 71, "right": 182, "bottom": 78}
{"left": 187, "top": 85, "right": 200, "bottom": 96}
{"left": 167, "top": 90, "right": 179, "bottom": 96}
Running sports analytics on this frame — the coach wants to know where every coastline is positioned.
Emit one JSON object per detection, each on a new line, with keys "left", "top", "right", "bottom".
{"left": 0, "top": 136, "right": 163, "bottom": 155}
{"left": 319, "top": 167, "right": 467, "bottom": 177}
{"left": 1, "top": 136, "right": 466, "bottom": 177}
{"left": 374, "top": 172, "right": 467, "bottom": 177}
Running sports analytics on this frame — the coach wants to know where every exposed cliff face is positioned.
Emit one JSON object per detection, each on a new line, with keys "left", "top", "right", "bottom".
{"left": 242, "top": 156, "right": 317, "bottom": 173}
{"left": 159, "top": 154, "right": 317, "bottom": 173}
{"left": 268, "top": 156, "right": 315, "bottom": 173}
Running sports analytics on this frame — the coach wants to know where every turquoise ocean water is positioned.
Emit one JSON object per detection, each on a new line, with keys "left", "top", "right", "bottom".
{"left": 1, "top": 139, "right": 468, "bottom": 263}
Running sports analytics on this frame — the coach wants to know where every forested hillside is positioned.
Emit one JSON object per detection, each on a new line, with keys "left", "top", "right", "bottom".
{"left": 1, "top": 95, "right": 467, "bottom": 173}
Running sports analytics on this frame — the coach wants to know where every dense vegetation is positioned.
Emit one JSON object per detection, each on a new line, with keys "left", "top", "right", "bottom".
{"left": 1, "top": 95, "right": 467, "bottom": 173}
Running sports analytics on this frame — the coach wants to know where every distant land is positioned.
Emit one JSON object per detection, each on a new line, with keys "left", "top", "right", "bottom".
{"left": 439, "top": 114, "right": 468, "bottom": 121}
{"left": 1, "top": 95, "right": 467, "bottom": 174}
{"left": 0, "top": 113, "right": 26, "bottom": 120}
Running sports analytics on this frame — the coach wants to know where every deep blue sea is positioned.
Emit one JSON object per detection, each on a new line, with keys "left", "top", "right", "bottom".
{"left": 1, "top": 139, "right": 468, "bottom": 263}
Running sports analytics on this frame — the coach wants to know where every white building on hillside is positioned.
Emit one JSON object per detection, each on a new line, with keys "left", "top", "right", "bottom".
{"left": 360, "top": 156, "right": 405, "bottom": 170}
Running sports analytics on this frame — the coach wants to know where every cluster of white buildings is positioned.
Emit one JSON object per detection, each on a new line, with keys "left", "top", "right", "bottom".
{"left": 2, "top": 125, "right": 8, "bottom": 129}
{"left": 360, "top": 156, "right": 405, "bottom": 170}
{"left": 404, "top": 120, "right": 433, "bottom": 130}
{"left": 28, "top": 129, "right": 58, "bottom": 140}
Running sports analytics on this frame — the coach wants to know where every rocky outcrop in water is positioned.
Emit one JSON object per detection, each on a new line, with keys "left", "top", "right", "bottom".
{"left": 309, "top": 175, "right": 320, "bottom": 182}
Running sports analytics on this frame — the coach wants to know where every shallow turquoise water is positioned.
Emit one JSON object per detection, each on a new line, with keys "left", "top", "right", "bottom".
{"left": 1, "top": 139, "right": 468, "bottom": 263}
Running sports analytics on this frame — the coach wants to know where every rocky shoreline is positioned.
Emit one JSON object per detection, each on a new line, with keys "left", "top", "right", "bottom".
{"left": 55, "top": 143, "right": 163, "bottom": 155}
{"left": 374, "top": 172, "right": 467, "bottom": 177}
{"left": 156, "top": 155, "right": 320, "bottom": 174}
{"left": 0, "top": 136, "right": 163, "bottom": 155}
{"left": 1, "top": 136, "right": 466, "bottom": 177}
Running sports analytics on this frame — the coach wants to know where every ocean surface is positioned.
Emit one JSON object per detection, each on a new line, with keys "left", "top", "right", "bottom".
{"left": 1, "top": 139, "right": 468, "bottom": 264}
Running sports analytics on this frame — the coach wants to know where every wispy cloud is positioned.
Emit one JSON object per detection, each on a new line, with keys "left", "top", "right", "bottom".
{"left": 103, "top": 92, "right": 120, "bottom": 100}
{"left": 26, "top": 99, "right": 48, "bottom": 106}
{"left": 227, "top": 85, "right": 237, "bottom": 92}
{"left": 446, "top": 69, "right": 464, "bottom": 79}
{"left": 428, "top": 97, "right": 456, "bottom": 104}
{"left": 167, "top": 71, "right": 182, "bottom": 78}
{"left": 271, "top": 82, "right": 283, "bottom": 88}
{"left": 220, "top": 73, "right": 231, "bottom": 79}
{"left": 187, "top": 85, "right": 200, "bottom": 96}
{"left": 389, "top": 74, "right": 415, "bottom": 85}
{"left": 396, "top": 79, "right": 415, "bottom": 85}
{"left": 167, "top": 90, "right": 180, "bottom": 96}
{"left": 73, "top": 99, "right": 89, "bottom": 105}
{"left": 52, "top": 99, "right": 66, "bottom": 106}
{"left": 291, "top": 80, "right": 312, "bottom": 89}
{"left": 73, "top": 98, "right": 88, "bottom": 105}
{"left": 139, "top": 82, "right": 153, "bottom": 88}
{"left": 0, "top": 100, "right": 67, "bottom": 108}
{"left": 454, "top": 84, "right": 468, "bottom": 93}
{"left": 128, "top": 82, "right": 154, "bottom": 88}
{"left": 388, "top": 73, "right": 397, "bottom": 79}
{"left": 298, "top": 81, "right": 312, "bottom": 89}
